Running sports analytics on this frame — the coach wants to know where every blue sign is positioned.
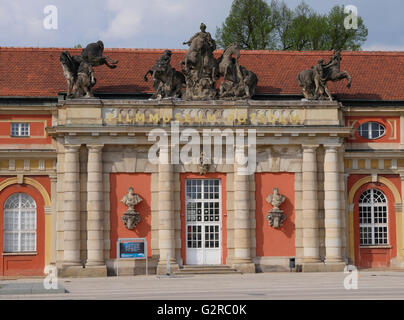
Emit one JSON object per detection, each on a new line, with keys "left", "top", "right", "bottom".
{"left": 117, "top": 238, "right": 146, "bottom": 259}
{"left": 116, "top": 238, "right": 148, "bottom": 276}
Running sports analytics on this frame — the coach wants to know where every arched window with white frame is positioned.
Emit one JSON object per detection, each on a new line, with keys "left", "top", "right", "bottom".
{"left": 359, "top": 189, "right": 388, "bottom": 246}
{"left": 3, "top": 193, "right": 37, "bottom": 252}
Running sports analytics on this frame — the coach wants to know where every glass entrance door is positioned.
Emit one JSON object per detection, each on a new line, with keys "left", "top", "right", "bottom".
{"left": 185, "top": 179, "right": 221, "bottom": 265}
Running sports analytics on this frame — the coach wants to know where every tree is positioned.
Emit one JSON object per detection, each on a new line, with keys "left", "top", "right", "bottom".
{"left": 324, "top": 5, "right": 368, "bottom": 51}
{"left": 215, "top": 0, "right": 275, "bottom": 50}
{"left": 216, "top": 0, "right": 368, "bottom": 51}
{"left": 269, "top": 0, "right": 293, "bottom": 50}
{"left": 74, "top": 44, "right": 82, "bottom": 49}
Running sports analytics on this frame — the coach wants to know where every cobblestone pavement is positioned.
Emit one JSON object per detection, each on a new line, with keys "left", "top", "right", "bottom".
{"left": 0, "top": 271, "right": 403, "bottom": 300}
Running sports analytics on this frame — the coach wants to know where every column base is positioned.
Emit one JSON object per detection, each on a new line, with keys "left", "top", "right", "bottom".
{"left": 390, "top": 257, "right": 404, "bottom": 269}
{"left": 86, "top": 260, "right": 105, "bottom": 267}
{"left": 302, "top": 261, "right": 346, "bottom": 272}
{"left": 229, "top": 259, "right": 256, "bottom": 273}
{"left": 156, "top": 260, "right": 180, "bottom": 275}
{"left": 58, "top": 264, "right": 107, "bottom": 278}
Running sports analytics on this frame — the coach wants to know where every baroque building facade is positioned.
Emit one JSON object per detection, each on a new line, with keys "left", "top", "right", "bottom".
{"left": 0, "top": 47, "right": 404, "bottom": 276}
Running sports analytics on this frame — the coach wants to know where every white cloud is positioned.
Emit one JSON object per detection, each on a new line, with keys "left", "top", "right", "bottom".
{"left": 0, "top": 1, "right": 46, "bottom": 43}
{"left": 0, "top": 0, "right": 232, "bottom": 48}
{"left": 100, "top": 0, "right": 193, "bottom": 40}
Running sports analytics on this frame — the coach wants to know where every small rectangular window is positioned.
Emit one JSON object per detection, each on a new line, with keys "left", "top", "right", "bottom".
{"left": 10, "top": 123, "right": 30, "bottom": 137}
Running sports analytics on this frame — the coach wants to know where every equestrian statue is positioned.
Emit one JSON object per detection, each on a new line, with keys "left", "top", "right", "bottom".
{"left": 297, "top": 49, "right": 352, "bottom": 101}
{"left": 60, "top": 40, "right": 119, "bottom": 99}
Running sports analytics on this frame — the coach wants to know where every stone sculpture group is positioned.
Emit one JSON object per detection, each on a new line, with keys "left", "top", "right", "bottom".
{"left": 60, "top": 23, "right": 352, "bottom": 101}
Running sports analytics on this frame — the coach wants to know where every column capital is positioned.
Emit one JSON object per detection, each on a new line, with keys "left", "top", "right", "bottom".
{"left": 49, "top": 174, "right": 57, "bottom": 182}
{"left": 302, "top": 144, "right": 319, "bottom": 151}
{"left": 64, "top": 144, "right": 81, "bottom": 152}
{"left": 87, "top": 144, "right": 104, "bottom": 151}
{"left": 323, "top": 144, "right": 343, "bottom": 151}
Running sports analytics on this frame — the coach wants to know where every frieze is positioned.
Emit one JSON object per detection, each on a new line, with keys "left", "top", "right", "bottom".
{"left": 102, "top": 107, "right": 305, "bottom": 126}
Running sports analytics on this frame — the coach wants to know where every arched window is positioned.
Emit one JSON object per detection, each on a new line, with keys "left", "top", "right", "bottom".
{"left": 3, "top": 193, "right": 37, "bottom": 252}
{"left": 359, "top": 189, "right": 388, "bottom": 246}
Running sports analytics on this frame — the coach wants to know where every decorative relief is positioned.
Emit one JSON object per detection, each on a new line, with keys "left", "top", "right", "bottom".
{"left": 198, "top": 152, "right": 210, "bottom": 175}
{"left": 120, "top": 187, "right": 142, "bottom": 229}
{"left": 266, "top": 188, "right": 286, "bottom": 229}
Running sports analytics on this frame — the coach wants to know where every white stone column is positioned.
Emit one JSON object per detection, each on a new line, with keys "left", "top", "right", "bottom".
{"left": 232, "top": 146, "right": 255, "bottom": 273}
{"left": 86, "top": 145, "right": 105, "bottom": 266}
{"left": 302, "top": 145, "right": 320, "bottom": 263}
{"left": 157, "top": 145, "right": 178, "bottom": 274}
{"left": 324, "top": 145, "right": 343, "bottom": 262}
{"left": 63, "top": 145, "right": 81, "bottom": 265}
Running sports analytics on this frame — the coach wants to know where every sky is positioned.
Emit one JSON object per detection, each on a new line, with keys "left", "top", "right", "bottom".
{"left": 0, "top": 0, "right": 403, "bottom": 50}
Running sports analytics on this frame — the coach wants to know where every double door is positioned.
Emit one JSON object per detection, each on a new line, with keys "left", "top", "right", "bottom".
{"left": 185, "top": 179, "right": 221, "bottom": 265}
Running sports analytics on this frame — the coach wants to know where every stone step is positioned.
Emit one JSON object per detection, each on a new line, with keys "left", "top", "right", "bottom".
{"left": 174, "top": 265, "right": 242, "bottom": 275}
{"left": 182, "top": 265, "right": 233, "bottom": 269}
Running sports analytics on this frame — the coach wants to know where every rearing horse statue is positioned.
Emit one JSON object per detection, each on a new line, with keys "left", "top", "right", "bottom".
{"left": 217, "top": 43, "right": 241, "bottom": 83}
{"left": 298, "top": 50, "right": 352, "bottom": 100}
{"left": 182, "top": 23, "right": 217, "bottom": 80}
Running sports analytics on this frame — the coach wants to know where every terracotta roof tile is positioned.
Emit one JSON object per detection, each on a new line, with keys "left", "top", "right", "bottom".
{"left": 1, "top": 47, "right": 403, "bottom": 100}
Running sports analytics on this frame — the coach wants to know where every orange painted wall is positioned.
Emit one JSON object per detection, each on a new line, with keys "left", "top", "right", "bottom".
{"left": 349, "top": 174, "right": 399, "bottom": 268}
{"left": 0, "top": 114, "right": 52, "bottom": 145}
{"left": 180, "top": 173, "right": 227, "bottom": 265}
{"left": 346, "top": 116, "right": 400, "bottom": 144}
{"left": 109, "top": 173, "right": 152, "bottom": 258}
{"left": 0, "top": 178, "right": 49, "bottom": 276}
{"left": 255, "top": 173, "right": 295, "bottom": 257}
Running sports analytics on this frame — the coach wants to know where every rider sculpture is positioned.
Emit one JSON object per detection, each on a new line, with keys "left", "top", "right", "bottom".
{"left": 217, "top": 43, "right": 258, "bottom": 100}
{"left": 60, "top": 40, "right": 118, "bottom": 99}
{"left": 181, "top": 23, "right": 218, "bottom": 100}
{"left": 143, "top": 50, "right": 185, "bottom": 99}
{"left": 297, "top": 49, "right": 352, "bottom": 101}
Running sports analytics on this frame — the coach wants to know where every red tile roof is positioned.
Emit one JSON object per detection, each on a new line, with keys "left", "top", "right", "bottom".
{"left": 1, "top": 47, "right": 404, "bottom": 100}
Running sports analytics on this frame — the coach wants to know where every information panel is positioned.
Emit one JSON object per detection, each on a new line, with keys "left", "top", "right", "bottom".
{"left": 119, "top": 240, "right": 145, "bottom": 258}
{"left": 116, "top": 238, "right": 148, "bottom": 276}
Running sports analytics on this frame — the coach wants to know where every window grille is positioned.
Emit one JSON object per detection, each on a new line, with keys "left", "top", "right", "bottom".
{"left": 10, "top": 123, "right": 30, "bottom": 137}
{"left": 3, "top": 193, "right": 37, "bottom": 252}
{"left": 357, "top": 122, "right": 385, "bottom": 139}
{"left": 359, "top": 189, "right": 388, "bottom": 246}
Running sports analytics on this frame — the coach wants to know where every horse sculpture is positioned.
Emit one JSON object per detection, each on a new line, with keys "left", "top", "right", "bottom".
{"left": 60, "top": 40, "right": 118, "bottom": 99}
{"left": 217, "top": 43, "right": 258, "bottom": 100}
{"left": 217, "top": 43, "right": 240, "bottom": 83}
{"left": 182, "top": 23, "right": 217, "bottom": 79}
{"left": 180, "top": 23, "right": 219, "bottom": 100}
{"left": 143, "top": 50, "right": 186, "bottom": 99}
{"left": 297, "top": 50, "right": 352, "bottom": 100}
{"left": 81, "top": 40, "right": 118, "bottom": 69}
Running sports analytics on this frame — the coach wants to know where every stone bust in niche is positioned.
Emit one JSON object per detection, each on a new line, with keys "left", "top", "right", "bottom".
{"left": 120, "top": 187, "right": 142, "bottom": 229}
{"left": 266, "top": 188, "right": 286, "bottom": 229}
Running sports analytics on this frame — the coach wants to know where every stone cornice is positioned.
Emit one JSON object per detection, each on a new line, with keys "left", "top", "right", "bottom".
{"left": 57, "top": 98, "right": 341, "bottom": 108}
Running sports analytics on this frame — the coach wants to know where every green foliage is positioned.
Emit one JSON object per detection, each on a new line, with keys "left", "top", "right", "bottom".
{"left": 74, "top": 44, "right": 82, "bottom": 49}
{"left": 215, "top": 0, "right": 275, "bottom": 50}
{"left": 324, "top": 5, "right": 368, "bottom": 51}
{"left": 216, "top": 0, "right": 368, "bottom": 51}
